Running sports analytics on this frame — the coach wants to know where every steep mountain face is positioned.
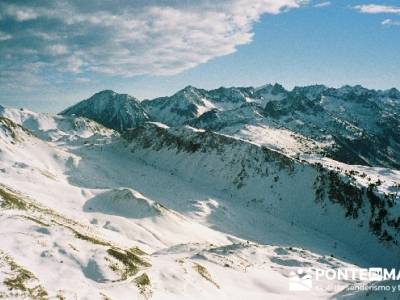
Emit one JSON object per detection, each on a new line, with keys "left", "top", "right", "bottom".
{"left": 150, "top": 84, "right": 400, "bottom": 169}
{"left": 141, "top": 86, "right": 216, "bottom": 126}
{"left": 141, "top": 85, "right": 274, "bottom": 127}
{"left": 205, "top": 86, "right": 254, "bottom": 108}
{"left": 261, "top": 86, "right": 400, "bottom": 168}
{"left": 124, "top": 123, "right": 400, "bottom": 266}
{"left": 60, "top": 90, "right": 149, "bottom": 132}
{"left": 187, "top": 103, "right": 264, "bottom": 131}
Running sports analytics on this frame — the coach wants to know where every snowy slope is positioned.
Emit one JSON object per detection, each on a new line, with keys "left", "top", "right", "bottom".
{"left": 0, "top": 87, "right": 400, "bottom": 300}
{"left": 0, "top": 109, "right": 366, "bottom": 299}
{"left": 124, "top": 123, "right": 400, "bottom": 266}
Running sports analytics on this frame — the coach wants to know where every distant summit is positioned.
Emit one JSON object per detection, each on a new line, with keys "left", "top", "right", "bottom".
{"left": 60, "top": 90, "right": 149, "bottom": 131}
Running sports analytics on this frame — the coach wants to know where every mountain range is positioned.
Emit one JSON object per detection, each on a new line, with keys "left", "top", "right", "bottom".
{"left": 62, "top": 84, "right": 400, "bottom": 169}
{"left": 0, "top": 83, "right": 399, "bottom": 299}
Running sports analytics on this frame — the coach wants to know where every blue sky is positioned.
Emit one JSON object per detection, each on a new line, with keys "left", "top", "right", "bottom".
{"left": 0, "top": 0, "right": 399, "bottom": 112}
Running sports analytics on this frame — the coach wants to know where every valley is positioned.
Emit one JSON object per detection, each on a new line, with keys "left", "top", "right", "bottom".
{"left": 0, "top": 84, "right": 399, "bottom": 299}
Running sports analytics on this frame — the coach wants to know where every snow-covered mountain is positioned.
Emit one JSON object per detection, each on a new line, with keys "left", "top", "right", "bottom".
{"left": 64, "top": 84, "right": 400, "bottom": 169}
{"left": 261, "top": 85, "right": 400, "bottom": 169}
{"left": 0, "top": 83, "right": 399, "bottom": 299}
{"left": 124, "top": 122, "right": 400, "bottom": 263}
{"left": 141, "top": 86, "right": 217, "bottom": 126}
{"left": 60, "top": 90, "right": 149, "bottom": 132}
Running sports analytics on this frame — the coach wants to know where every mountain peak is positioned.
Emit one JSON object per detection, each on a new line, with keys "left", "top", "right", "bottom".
{"left": 385, "top": 87, "right": 400, "bottom": 99}
{"left": 89, "top": 90, "right": 140, "bottom": 104}
{"left": 96, "top": 89, "right": 116, "bottom": 95}
{"left": 177, "top": 85, "right": 203, "bottom": 95}
{"left": 183, "top": 85, "right": 196, "bottom": 90}
{"left": 60, "top": 91, "right": 149, "bottom": 131}
{"left": 255, "top": 83, "right": 287, "bottom": 96}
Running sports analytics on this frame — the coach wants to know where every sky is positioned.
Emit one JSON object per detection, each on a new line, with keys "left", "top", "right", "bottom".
{"left": 0, "top": 0, "right": 399, "bottom": 112}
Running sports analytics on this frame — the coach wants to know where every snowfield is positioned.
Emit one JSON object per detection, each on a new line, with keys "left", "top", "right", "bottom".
{"left": 0, "top": 89, "right": 400, "bottom": 300}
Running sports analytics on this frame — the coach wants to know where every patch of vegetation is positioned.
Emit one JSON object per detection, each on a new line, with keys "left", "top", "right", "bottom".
{"left": 21, "top": 215, "right": 50, "bottom": 227}
{"left": 193, "top": 263, "right": 220, "bottom": 289}
{"left": 261, "top": 146, "right": 295, "bottom": 173}
{"left": 0, "top": 184, "right": 117, "bottom": 251}
{"left": 135, "top": 273, "right": 150, "bottom": 286}
{"left": 0, "top": 186, "right": 29, "bottom": 210}
{"left": 313, "top": 170, "right": 362, "bottom": 218}
{"left": 38, "top": 169, "right": 57, "bottom": 181}
{"left": 100, "top": 292, "right": 113, "bottom": 300}
{"left": 129, "top": 247, "right": 148, "bottom": 256}
{"left": 4, "top": 269, "right": 32, "bottom": 291}
{"left": 107, "top": 248, "right": 151, "bottom": 280}
{"left": 47, "top": 218, "right": 110, "bottom": 247}
{"left": 380, "top": 230, "right": 393, "bottom": 242}
{"left": 134, "top": 273, "right": 151, "bottom": 297}
{"left": 1, "top": 253, "right": 48, "bottom": 299}
{"left": 68, "top": 244, "right": 79, "bottom": 252}
{"left": 313, "top": 168, "right": 399, "bottom": 244}
{"left": 73, "top": 230, "right": 110, "bottom": 246}
{"left": 233, "top": 161, "right": 248, "bottom": 189}
{"left": 56, "top": 291, "right": 66, "bottom": 300}
{"left": 0, "top": 184, "right": 155, "bottom": 288}
{"left": 326, "top": 170, "right": 363, "bottom": 218}
{"left": 366, "top": 183, "right": 390, "bottom": 239}
{"left": 0, "top": 117, "right": 29, "bottom": 141}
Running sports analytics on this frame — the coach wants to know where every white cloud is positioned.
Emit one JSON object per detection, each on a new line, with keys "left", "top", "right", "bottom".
{"left": 382, "top": 18, "right": 400, "bottom": 26}
{"left": 0, "top": 62, "right": 51, "bottom": 91}
{"left": 48, "top": 44, "right": 69, "bottom": 56}
{"left": 353, "top": 4, "right": 400, "bottom": 15}
{"left": 64, "top": 55, "right": 85, "bottom": 73}
{"left": 0, "top": 0, "right": 306, "bottom": 90}
{"left": 314, "top": 1, "right": 331, "bottom": 8}
{"left": 3, "top": 4, "right": 40, "bottom": 21}
{"left": 0, "top": 31, "right": 12, "bottom": 41}
{"left": 76, "top": 77, "right": 91, "bottom": 83}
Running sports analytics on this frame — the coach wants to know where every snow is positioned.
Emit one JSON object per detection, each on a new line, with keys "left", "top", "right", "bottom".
{"left": 59, "top": 85, "right": 400, "bottom": 170}
{"left": 225, "top": 124, "right": 326, "bottom": 156}
{"left": 0, "top": 105, "right": 399, "bottom": 299}
{"left": 125, "top": 123, "right": 400, "bottom": 267}
{"left": 302, "top": 155, "right": 400, "bottom": 195}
